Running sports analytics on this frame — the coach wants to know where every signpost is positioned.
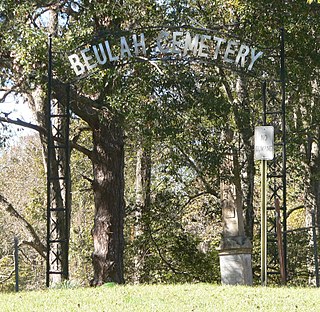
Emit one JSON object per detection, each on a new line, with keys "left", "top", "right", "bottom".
{"left": 254, "top": 126, "right": 274, "bottom": 161}
{"left": 254, "top": 126, "right": 274, "bottom": 286}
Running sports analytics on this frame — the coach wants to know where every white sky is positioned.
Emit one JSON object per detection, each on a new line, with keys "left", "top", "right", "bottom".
{"left": 0, "top": 92, "right": 36, "bottom": 137}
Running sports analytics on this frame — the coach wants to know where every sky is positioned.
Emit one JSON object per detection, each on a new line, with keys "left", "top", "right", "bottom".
{"left": 0, "top": 92, "right": 36, "bottom": 138}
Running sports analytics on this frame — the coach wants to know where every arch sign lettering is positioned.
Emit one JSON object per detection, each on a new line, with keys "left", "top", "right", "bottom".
{"left": 67, "top": 27, "right": 264, "bottom": 76}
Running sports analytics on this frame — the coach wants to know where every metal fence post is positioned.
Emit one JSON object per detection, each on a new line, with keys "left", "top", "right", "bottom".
{"left": 14, "top": 237, "right": 19, "bottom": 292}
{"left": 261, "top": 160, "right": 267, "bottom": 286}
{"left": 311, "top": 210, "right": 319, "bottom": 287}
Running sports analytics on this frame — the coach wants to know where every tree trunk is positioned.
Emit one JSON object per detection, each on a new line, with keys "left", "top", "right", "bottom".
{"left": 90, "top": 119, "right": 125, "bottom": 286}
{"left": 52, "top": 80, "right": 126, "bottom": 285}
{"left": 132, "top": 141, "right": 151, "bottom": 284}
{"left": 305, "top": 137, "right": 320, "bottom": 286}
{"left": 234, "top": 77, "right": 255, "bottom": 240}
{"left": 305, "top": 177, "right": 320, "bottom": 286}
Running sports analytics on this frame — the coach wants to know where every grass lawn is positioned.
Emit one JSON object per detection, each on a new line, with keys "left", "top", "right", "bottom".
{"left": 0, "top": 283, "right": 319, "bottom": 312}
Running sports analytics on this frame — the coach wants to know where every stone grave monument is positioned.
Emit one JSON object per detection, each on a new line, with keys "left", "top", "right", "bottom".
{"left": 218, "top": 179, "right": 253, "bottom": 285}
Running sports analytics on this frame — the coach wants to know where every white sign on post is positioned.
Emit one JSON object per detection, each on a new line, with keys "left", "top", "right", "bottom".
{"left": 254, "top": 126, "right": 274, "bottom": 161}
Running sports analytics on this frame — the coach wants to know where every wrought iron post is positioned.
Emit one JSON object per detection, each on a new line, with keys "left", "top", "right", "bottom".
{"left": 311, "top": 210, "right": 319, "bottom": 287}
{"left": 46, "top": 35, "right": 71, "bottom": 287}
{"left": 262, "top": 81, "right": 267, "bottom": 126}
{"left": 261, "top": 160, "right": 268, "bottom": 286}
{"left": 46, "top": 34, "right": 52, "bottom": 287}
{"left": 14, "top": 236, "right": 19, "bottom": 292}
{"left": 261, "top": 28, "right": 287, "bottom": 284}
{"left": 280, "top": 27, "right": 287, "bottom": 281}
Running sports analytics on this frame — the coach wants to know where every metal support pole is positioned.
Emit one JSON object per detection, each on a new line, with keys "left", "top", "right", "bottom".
{"left": 262, "top": 81, "right": 267, "bottom": 126}
{"left": 14, "top": 237, "right": 19, "bottom": 292}
{"left": 46, "top": 34, "right": 52, "bottom": 288}
{"left": 261, "top": 160, "right": 268, "bottom": 286}
{"left": 261, "top": 85, "right": 268, "bottom": 286}
{"left": 280, "top": 27, "right": 287, "bottom": 282}
{"left": 275, "top": 198, "right": 286, "bottom": 284}
{"left": 46, "top": 36, "right": 71, "bottom": 286}
{"left": 311, "top": 210, "right": 319, "bottom": 287}
{"left": 65, "top": 83, "right": 71, "bottom": 281}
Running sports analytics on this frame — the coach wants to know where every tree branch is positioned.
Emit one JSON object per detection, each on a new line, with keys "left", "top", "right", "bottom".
{"left": 0, "top": 194, "right": 46, "bottom": 259}
{"left": 0, "top": 116, "right": 45, "bottom": 134}
{"left": 147, "top": 225, "right": 187, "bottom": 276}
{"left": 0, "top": 89, "right": 15, "bottom": 103}
{"left": 0, "top": 269, "right": 14, "bottom": 284}
{"left": 181, "top": 191, "right": 211, "bottom": 210}
{"left": 175, "top": 145, "right": 219, "bottom": 198}
{"left": 287, "top": 205, "right": 305, "bottom": 219}
{"left": 0, "top": 116, "right": 93, "bottom": 160}
{"left": 52, "top": 78, "right": 101, "bottom": 127}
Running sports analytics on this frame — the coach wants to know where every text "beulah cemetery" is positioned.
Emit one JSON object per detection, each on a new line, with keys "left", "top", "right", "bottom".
{"left": 68, "top": 30, "right": 264, "bottom": 76}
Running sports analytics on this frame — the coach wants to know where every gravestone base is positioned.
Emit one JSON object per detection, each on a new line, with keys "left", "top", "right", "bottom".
{"left": 218, "top": 236, "right": 253, "bottom": 286}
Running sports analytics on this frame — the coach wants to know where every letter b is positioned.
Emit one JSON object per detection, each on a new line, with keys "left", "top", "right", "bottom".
{"left": 68, "top": 54, "right": 85, "bottom": 76}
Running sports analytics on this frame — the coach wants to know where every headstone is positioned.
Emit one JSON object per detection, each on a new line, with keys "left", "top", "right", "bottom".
{"left": 218, "top": 177, "right": 253, "bottom": 285}
{"left": 218, "top": 236, "right": 253, "bottom": 286}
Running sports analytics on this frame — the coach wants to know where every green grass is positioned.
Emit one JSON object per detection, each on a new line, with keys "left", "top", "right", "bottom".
{"left": 1, "top": 283, "right": 320, "bottom": 312}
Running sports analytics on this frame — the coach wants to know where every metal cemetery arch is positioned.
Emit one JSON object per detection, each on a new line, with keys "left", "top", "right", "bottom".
{"left": 46, "top": 25, "right": 287, "bottom": 286}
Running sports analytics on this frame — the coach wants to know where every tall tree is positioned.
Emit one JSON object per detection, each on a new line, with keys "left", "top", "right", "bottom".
{"left": 0, "top": 0, "right": 167, "bottom": 285}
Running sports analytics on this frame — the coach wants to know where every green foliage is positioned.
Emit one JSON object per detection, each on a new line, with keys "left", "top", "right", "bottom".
{"left": 124, "top": 137, "right": 222, "bottom": 283}
{"left": 0, "top": 255, "right": 14, "bottom": 292}
{"left": 0, "top": 135, "right": 46, "bottom": 290}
